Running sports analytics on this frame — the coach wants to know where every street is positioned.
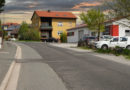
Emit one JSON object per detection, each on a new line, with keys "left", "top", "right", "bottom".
{"left": 1, "top": 42, "right": 130, "bottom": 90}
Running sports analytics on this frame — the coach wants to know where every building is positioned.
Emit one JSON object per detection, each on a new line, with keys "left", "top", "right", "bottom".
{"left": 104, "top": 15, "right": 130, "bottom": 37}
{"left": 67, "top": 15, "right": 130, "bottom": 43}
{"left": 67, "top": 24, "right": 94, "bottom": 43}
{"left": 31, "top": 10, "right": 77, "bottom": 41}
{"left": 2, "top": 23, "right": 20, "bottom": 38}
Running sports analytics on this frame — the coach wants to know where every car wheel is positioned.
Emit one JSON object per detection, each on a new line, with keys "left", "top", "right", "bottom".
{"left": 126, "top": 45, "right": 130, "bottom": 50}
{"left": 101, "top": 45, "right": 108, "bottom": 50}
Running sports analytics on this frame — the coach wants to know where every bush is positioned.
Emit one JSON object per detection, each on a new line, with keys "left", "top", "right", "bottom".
{"left": 60, "top": 32, "right": 67, "bottom": 43}
{"left": 96, "top": 47, "right": 130, "bottom": 58}
{"left": 18, "top": 22, "right": 40, "bottom": 41}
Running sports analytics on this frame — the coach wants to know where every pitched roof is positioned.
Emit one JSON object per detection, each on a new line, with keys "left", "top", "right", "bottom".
{"left": 33, "top": 10, "right": 77, "bottom": 19}
{"left": 104, "top": 14, "right": 130, "bottom": 23}
{"left": 67, "top": 24, "right": 87, "bottom": 31}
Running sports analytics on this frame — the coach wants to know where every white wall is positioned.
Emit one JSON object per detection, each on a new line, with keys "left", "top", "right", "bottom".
{"left": 113, "top": 18, "right": 130, "bottom": 37}
{"left": 67, "top": 27, "right": 92, "bottom": 43}
{"left": 67, "top": 29, "right": 79, "bottom": 43}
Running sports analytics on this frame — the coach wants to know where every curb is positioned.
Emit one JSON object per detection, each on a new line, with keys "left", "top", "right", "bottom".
{"left": 0, "top": 42, "right": 20, "bottom": 90}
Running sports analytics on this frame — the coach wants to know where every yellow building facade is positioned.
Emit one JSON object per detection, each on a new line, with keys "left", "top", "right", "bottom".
{"left": 52, "top": 18, "right": 76, "bottom": 39}
{"left": 31, "top": 10, "right": 76, "bottom": 41}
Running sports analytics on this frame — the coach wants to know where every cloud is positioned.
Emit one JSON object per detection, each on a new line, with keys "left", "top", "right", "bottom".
{"left": 72, "top": 1, "right": 102, "bottom": 10}
{"left": 2, "top": 0, "right": 111, "bottom": 23}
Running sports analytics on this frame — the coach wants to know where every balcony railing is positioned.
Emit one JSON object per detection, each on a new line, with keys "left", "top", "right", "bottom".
{"left": 40, "top": 25, "right": 52, "bottom": 30}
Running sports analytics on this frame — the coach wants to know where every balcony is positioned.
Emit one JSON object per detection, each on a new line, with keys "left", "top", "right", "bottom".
{"left": 40, "top": 24, "right": 52, "bottom": 30}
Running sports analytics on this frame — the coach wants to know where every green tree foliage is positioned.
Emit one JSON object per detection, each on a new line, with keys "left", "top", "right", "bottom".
{"left": 106, "top": 0, "right": 130, "bottom": 17}
{"left": 0, "top": 0, "right": 5, "bottom": 13}
{"left": 60, "top": 32, "right": 67, "bottom": 43}
{"left": 19, "top": 22, "right": 40, "bottom": 41}
{"left": 80, "top": 9, "right": 105, "bottom": 40}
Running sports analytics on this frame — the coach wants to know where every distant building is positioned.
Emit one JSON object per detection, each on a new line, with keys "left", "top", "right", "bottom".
{"left": 67, "top": 15, "right": 130, "bottom": 43}
{"left": 67, "top": 24, "right": 95, "bottom": 43}
{"left": 31, "top": 10, "right": 77, "bottom": 41}
{"left": 2, "top": 23, "right": 20, "bottom": 38}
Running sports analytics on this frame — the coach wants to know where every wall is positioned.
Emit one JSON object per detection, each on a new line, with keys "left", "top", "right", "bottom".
{"left": 67, "top": 27, "right": 92, "bottom": 43}
{"left": 113, "top": 18, "right": 130, "bottom": 37}
{"left": 31, "top": 13, "right": 41, "bottom": 30}
{"left": 52, "top": 18, "right": 76, "bottom": 39}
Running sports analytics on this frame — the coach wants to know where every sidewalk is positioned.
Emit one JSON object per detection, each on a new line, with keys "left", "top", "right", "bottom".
{"left": 0, "top": 41, "right": 17, "bottom": 85}
{"left": 50, "top": 43, "right": 130, "bottom": 66}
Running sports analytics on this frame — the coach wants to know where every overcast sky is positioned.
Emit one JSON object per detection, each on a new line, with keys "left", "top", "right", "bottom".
{"left": 0, "top": 0, "right": 110, "bottom": 23}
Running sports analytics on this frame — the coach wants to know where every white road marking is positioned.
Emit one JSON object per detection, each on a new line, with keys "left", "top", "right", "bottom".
{"left": 0, "top": 42, "right": 22, "bottom": 90}
{"left": 0, "top": 61, "right": 16, "bottom": 90}
{"left": 5, "top": 63, "right": 21, "bottom": 90}
{"left": 5, "top": 45, "right": 22, "bottom": 90}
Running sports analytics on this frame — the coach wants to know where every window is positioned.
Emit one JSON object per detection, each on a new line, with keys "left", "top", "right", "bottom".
{"left": 91, "top": 32, "right": 96, "bottom": 36}
{"left": 125, "top": 30, "right": 130, "bottom": 36}
{"left": 58, "top": 22, "right": 63, "bottom": 26}
{"left": 67, "top": 32, "right": 74, "bottom": 36}
{"left": 58, "top": 31, "right": 63, "bottom": 35}
{"left": 113, "top": 37, "right": 119, "bottom": 42}
{"left": 120, "top": 37, "right": 127, "bottom": 42}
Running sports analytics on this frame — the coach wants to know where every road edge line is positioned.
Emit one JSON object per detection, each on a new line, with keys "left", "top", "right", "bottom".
{"left": 0, "top": 42, "right": 19, "bottom": 90}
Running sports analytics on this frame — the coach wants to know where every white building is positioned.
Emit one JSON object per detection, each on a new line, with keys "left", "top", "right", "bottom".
{"left": 67, "top": 24, "right": 94, "bottom": 43}
{"left": 67, "top": 16, "right": 130, "bottom": 43}
{"left": 104, "top": 16, "right": 130, "bottom": 37}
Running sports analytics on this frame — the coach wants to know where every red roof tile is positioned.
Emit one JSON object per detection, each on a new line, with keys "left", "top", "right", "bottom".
{"left": 2, "top": 23, "right": 19, "bottom": 26}
{"left": 35, "top": 10, "right": 77, "bottom": 19}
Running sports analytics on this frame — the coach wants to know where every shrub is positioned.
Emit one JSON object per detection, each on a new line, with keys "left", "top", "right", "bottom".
{"left": 60, "top": 32, "right": 67, "bottom": 43}
{"left": 18, "top": 22, "right": 40, "bottom": 41}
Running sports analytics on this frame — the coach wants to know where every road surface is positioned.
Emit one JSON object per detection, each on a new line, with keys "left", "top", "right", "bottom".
{"left": 23, "top": 42, "right": 130, "bottom": 90}
{"left": 2, "top": 42, "right": 130, "bottom": 90}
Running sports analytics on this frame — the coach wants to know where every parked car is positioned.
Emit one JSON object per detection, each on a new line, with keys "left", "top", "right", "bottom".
{"left": 83, "top": 36, "right": 98, "bottom": 46}
{"left": 95, "top": 37, "right": 130, "bottom": 50}
{"left": 100, "top": 35, "right": 112, "bottom": 41}
{"left": 9, "top": 38, "right": 16, "bottom": 41}
{"left": 46, "top": 37, "right": 58, "bottom": 42}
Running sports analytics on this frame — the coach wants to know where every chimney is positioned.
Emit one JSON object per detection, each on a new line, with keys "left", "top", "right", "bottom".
{"left": 48, "top": 10, "right": 51, "bottom": 12}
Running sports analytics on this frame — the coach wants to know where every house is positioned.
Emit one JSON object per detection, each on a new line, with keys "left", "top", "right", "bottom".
{"left": 31, "top": 10, "right": 77, "bottom": 41}
{"left": 104, "top": 15, "right": 130, "bottom": 37}
{"left": 2, "top": 23, "right": 20, "bottom": 38}
{"left": 67, "top": 24, "right": 94, "bottom": 43}
{"left": 67, "top": 15, "right": 130, "bottom": 43}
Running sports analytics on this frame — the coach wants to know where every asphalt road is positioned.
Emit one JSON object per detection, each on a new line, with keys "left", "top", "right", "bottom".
{"left": 0, "top": 42, "right": 16, "bottom": 85}
{"left": 23, "top": 42, "right": 130, "bottom": 90}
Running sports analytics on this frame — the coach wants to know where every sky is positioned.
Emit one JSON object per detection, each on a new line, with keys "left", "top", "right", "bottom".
{"left": 0, "top": 0, "right": 110, "bottom": 24}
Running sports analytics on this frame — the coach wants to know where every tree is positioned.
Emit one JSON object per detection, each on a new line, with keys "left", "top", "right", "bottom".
{"left": 18, "top": 22, "right": 29, "bottom": 40}
{"left": 105, "top": 0, "right": 130, "bottom": 17}
{"left": 0, "top": 0, "right": 5, "bottom": 13}
{"left": 18, "top": 22, "right": 40, "bottom": 41}
{"left": 80, "top": 9, "right": 105, "bottom": 41}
